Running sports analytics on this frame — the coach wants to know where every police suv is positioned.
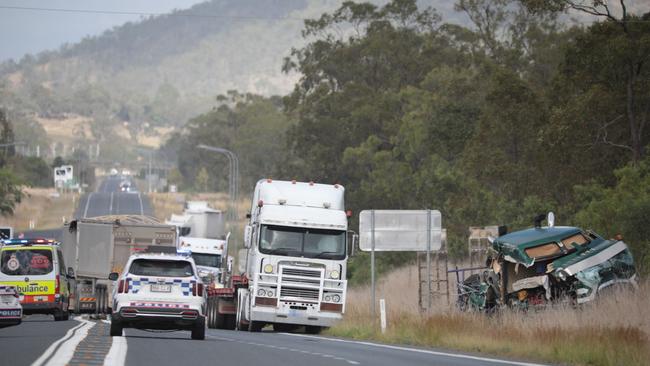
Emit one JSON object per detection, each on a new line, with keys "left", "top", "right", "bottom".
{"left": 109, "top": 253, "right": 206, "bottom": 340}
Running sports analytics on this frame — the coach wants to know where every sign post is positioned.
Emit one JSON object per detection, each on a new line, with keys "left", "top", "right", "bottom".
{"left": 359, "top": 210, "right": 442, "bottom": 314}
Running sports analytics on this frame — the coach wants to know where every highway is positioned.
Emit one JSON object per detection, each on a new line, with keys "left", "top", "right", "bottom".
{"left": 1, "top": 177, "right": 551, "bottom": 366}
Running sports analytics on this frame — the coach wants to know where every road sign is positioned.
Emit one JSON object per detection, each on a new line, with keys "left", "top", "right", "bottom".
{"left": 359, "top": 210, "right": 442, "bottom": 252}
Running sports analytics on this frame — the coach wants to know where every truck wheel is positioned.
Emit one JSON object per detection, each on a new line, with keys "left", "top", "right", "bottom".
{"left": 273, "top": 323, "right": 296, "bottom": 332}
{"left": 191, "top": 316, "right": 206, "bottom": 340}
{"left": 206, "top": 299, "right": 214, "bottom": 328}
{"left": 248, "top": 321, "right": 263, "bottom": 332}
{"left": 214, "top": 299, "right": 225, "bottom": 329}
{"left": 110, "top": 319, "right": 123, "bottom": 336}
{"left": 305, "top": 326, "right": 322, "bottom": 334}
{"left": 225, "top": 314, "right": 236, "bottom": 330}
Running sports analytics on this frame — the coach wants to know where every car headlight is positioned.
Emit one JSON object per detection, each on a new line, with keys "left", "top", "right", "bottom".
{"left": 324, "top": 295, "right": 331, "bottom": 302}
{"left": 332, "top": 294, "right": 341, "bottom": 303}
{"left": 264, "top": 264, "right": 274, "bottom": 274}
{"left": 329, "top": 270, "right": 340, "bottom": 279}
{"left": 267, "top": 290, "right": 274, "bottom": 297}
{"left": 257, "top": 289, "right": 266, "bottom": 297}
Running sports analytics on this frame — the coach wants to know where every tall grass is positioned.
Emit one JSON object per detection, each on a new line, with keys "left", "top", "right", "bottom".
{"left": 1, "top": 188, "right": 76, "bottom": 231}
{"left": 330, "top": 265, "right": 650, "bottom": 366}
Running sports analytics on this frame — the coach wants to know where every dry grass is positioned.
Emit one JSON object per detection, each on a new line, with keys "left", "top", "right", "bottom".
{"left": 332, "top": 265, "right": 650, "bottom": 366}
{"left": 1, "top": 188, "right": 77, "bottom": 231}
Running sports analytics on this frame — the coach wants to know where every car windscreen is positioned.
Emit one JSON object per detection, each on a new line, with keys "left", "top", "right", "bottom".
{"left": 192, "top": 253, "right": 221, "bottom": 268}
{"left": 1, "top": 249, "right": 54, "bottom": 276}
{"left": 128, "top": 259, "right": 193, "bottom": 277}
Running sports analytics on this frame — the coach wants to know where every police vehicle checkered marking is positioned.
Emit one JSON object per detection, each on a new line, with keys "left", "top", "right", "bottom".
{"left": 126, "top": 277, "right": 196, "bottom": 296}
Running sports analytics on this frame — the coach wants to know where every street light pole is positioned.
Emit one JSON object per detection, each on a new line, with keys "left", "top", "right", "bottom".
{"left": 197, "top": 144, "right": 239, "bottom": 222}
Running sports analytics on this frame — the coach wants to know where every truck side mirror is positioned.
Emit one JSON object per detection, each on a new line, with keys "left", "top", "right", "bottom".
{"left": 108, "top": 272, "right": 119, "bottom": 281}
{"left": 67, "top": 267, "right": 75, "bottom": 279}
{"left": 243, "top": 225, "right": 252, "bottom": 249}
{"left": 347, "top": 232, "right": 358, "bottom": 257}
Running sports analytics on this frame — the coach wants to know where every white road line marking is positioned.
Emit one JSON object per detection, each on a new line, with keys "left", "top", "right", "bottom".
{"left": 137, "top": 193, "right": 144, "bottom": 215}
{"left": 101, "top": 320, "right": 111, "bottom": 324}
{"left": 280, "top": 333, "right": 549, "bottom": 366}
{"left": 104, "top": 334, "right": 128, "bottom": 366}
{"left": 83, "top": 193, "right": 94, "bottom": 218}
{"left": 109, "top": 193, "right": 114, "bottom": 215}
{"left": 206, "top": 332, "right": 358, "bottom": 364}
{"left": 32, "top": 317, "right": 95, "bottom": 366}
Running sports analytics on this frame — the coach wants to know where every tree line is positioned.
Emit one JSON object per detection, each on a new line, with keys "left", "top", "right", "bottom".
{"left": 171, "top": 0, "right": 649, "bottom": 282}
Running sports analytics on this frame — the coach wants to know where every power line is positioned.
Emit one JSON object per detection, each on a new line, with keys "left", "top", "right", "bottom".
{"left": 0, "top": 5, "right": 307, "bottom": 21}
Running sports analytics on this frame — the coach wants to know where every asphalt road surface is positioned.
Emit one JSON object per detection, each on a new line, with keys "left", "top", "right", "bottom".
{"left": 0, "top": 316, "right": 551, "bottom": 366}
{"left": 75, "top": 176, "right": 153, "bottom": 218}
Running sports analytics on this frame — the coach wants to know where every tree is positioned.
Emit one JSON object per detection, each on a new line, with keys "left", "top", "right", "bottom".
{"left": 195, "top": 167, "right": 209, "bottom": 192}
{"left": 0, "top": 168, "right": 23, "bottom": 216}
{"left": 527, "top": 0, "right": 650, "bottom": 164}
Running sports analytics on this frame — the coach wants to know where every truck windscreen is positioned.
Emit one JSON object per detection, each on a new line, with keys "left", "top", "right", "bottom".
{"left": 192, "top": 253, "right": 221, "bottom": 268}
{"left": 259, "top": 225, "right": 346, "bottom": 260}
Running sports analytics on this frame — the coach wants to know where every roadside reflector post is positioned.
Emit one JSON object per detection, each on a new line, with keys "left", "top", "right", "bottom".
{"left": 371, "top": 210, "right": 376, "bottom": 317}
{"left": 380, "top": 298, "right": 387, "bottom": 334}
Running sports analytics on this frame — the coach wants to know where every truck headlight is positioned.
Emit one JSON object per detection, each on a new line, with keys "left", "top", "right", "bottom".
{"left": 329, "top": 270, "right": 340, "bottom": 279}
{"left": 264, "top": 264, "right": 274, "bottom": 274}
{"left": 324, "top": 295, "right": 331, "bottom": 302}
{"left": 332, "top": 294, "right": 341, "bottom": 303}
{"left": 257, "top": 289, "right": 266, "bottom": 297}
{"left": 267, "top": 290, "right": 274, "bottom": 297}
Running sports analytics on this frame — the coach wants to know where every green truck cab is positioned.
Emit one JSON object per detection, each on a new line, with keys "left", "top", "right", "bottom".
{"left": 460, "top": 213, "right": 637, "bottom": 311}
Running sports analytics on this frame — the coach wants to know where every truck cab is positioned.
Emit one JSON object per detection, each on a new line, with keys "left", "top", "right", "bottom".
{"left": 237, "top": 179, "right": 350, "bottom": 333}
{"left": 177, "top": 236, "right": 229, "bottom": 285}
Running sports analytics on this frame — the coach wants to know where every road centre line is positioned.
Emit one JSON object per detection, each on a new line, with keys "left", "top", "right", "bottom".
{"left": 207, "top": 334, "right": 360, "bottom": 365}
{"left": 137, "top": 193, "right": 144, "bottom": 215}
{"left": 279, "top": 333, "right": 549, "bottom": 366}
{"left": 83, "top": 193, "right": 94, "bottom": 218}
{"left": 31, "top": 316, "right": 95, "bottom": 366}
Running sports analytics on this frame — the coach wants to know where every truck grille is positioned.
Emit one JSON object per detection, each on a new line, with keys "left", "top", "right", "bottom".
{"left": 280, "top": 287, "right": 319, "bottom": 300}
{"left": 282, "top": 267, "right": 322, "bottom": 278}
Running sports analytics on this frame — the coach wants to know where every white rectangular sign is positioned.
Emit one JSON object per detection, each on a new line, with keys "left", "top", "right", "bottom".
{"left": 359, "top": 210, "right": 442, "bottom": 252}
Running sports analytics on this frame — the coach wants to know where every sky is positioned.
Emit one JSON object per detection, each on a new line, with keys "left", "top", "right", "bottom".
{"left": 1, "top": 0, "right": 648, "bottom": 64}
{"left": 0, "top": 0, "right": 205, "bottom": 62}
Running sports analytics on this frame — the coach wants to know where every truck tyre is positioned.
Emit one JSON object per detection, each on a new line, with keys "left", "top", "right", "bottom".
{"left": 305, "top": 326, "right": 322, "bottom": 334}
{"left": 191, "top": 316, "right": 206, "bottom": 340}
{"left": 214, "top": 299, "right": 225, "bottom": 329}
{"left": 110, "top": 319, "right": 123, "bottom": 336}
{"left": 272, "top": 323, "right": 296, "bottom": 332}
{"left": 206, "top": 299, "right": 214, "bottom": 328}
{"left": 224, "top": 314, "right": 236, "bottom": 330}
{"left": 248, "top": 320, "right": 263, "bottom": 332}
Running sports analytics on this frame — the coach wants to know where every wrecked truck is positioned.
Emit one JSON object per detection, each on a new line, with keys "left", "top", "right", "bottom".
{"left": 458, "top": 213, "right": 638, "bottom": 311}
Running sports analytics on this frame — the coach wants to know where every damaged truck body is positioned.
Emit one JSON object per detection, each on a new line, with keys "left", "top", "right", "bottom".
{"left": 459, "top": 213, "right": 638, "bottom": 311}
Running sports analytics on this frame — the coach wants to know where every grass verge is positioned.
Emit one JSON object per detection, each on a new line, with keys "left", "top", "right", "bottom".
{"left": 1, "top": 188, "right": 77, "bottom": 231}
{"left": 328, "top": 266, "right": 650, "bottom": 366}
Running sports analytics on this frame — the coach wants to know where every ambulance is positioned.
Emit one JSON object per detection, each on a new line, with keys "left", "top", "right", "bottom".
{"left": 0, "top": 239, "right": 72, "bottom": 321}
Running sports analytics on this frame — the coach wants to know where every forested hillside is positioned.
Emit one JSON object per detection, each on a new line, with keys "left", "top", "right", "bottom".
{"left": 171, "top": 0, "right": 650, "bottom": 281}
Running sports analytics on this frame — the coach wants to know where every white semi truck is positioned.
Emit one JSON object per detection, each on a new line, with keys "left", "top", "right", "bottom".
{"left": 234, "top": 179, "right": 354, "bottom": 333}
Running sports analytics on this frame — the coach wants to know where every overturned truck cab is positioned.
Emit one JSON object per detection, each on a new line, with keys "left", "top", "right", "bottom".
{"left": 460, "top": 213, "right": 638, "bottom": 311}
